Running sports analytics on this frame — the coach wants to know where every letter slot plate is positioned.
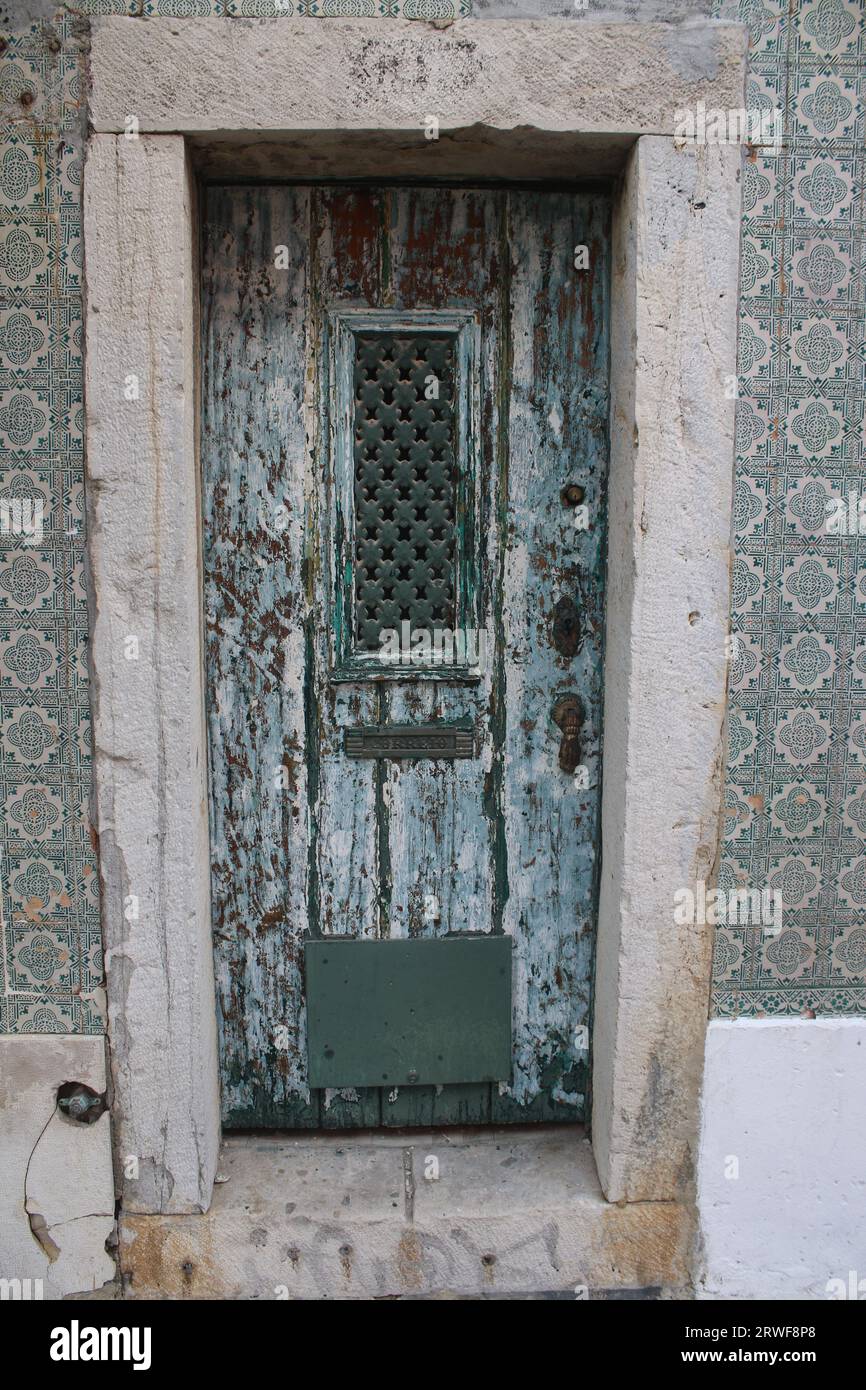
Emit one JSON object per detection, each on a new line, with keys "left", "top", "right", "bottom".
{"left": 344, "top": 724, "right": 474, "bottom": 760}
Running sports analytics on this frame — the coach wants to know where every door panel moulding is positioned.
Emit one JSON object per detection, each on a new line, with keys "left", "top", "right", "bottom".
{"left": 84, "top": 17, "right": 745, "bottom": 1293}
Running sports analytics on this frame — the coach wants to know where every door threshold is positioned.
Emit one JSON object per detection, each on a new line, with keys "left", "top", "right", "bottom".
{"left": 119, "top": 1127, "right": 694, "bottom": 1299}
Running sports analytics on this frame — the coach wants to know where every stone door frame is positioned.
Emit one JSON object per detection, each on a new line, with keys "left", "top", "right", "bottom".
{"left": 83, "top": 17, "right": 746, "bottom": 1217}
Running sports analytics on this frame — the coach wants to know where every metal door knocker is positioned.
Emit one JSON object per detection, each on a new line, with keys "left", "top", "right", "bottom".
{"left": 551, "top": 694, "right": 583, "bottom": 775}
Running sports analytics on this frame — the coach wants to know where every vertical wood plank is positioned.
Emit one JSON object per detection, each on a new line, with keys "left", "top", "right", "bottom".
{"left": 491, "top": 191, "right": 610, "bottom": 1123}
{"left": 202, "top": 185, "right": 317, "bottom": 1127}
{"left": 310, "top": 187, "right": 384, "bottom": 1129}
{"left": 380, "top": 187, "right": 506, "bottom": 1126}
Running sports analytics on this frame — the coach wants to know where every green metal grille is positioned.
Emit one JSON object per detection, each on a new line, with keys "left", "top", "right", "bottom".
{"left": 353, "top": 333, "right": 457, "bottom": 651}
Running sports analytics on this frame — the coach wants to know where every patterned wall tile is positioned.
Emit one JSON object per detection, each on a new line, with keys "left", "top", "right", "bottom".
{"left": 713, "top": 0, "right": 866, "bottom": 1020}
{"left": 793, "top": 0, "right": 865, "bottom": 61}
{"left": 0, "top": 11, "right": 98, "bottom": 1035}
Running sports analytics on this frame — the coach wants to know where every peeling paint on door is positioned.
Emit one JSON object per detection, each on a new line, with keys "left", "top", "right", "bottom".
{"left": 201, "top": 183, "right": 610, "bottom": 1128}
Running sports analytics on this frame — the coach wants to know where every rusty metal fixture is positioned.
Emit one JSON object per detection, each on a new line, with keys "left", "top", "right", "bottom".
{"left": 344, "top": 723, "right": 474, "bottom": 760}
{"left": 551, "top": 693, "right": 583, "bottom": 774}
{"left": 560, "top": 483, "right": 585, "bottom": 507}
{"left": 56, "top": 1081, "right": 108, "bottom": 1124}
{"left": 551, "top": 593, "right": 581, "bottom": 658}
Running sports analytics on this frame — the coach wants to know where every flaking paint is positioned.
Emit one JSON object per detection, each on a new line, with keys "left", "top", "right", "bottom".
{"left": 201, "top": 183, "right": 610, "bottom": 1128}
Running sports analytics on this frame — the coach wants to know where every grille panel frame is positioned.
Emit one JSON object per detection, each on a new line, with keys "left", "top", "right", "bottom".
{"left": 327, "top": 309, "right": 483, "bottom": 683}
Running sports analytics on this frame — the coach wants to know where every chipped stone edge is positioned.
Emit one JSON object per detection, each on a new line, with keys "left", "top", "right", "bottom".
{"left": 83, "top": 134, "right": 221, "bottom": 1216}
{"left": 595, "top": 135, "right": 741, "bottom": 1204}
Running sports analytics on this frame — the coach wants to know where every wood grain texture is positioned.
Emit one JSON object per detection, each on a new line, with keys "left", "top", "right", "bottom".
{"left": 202, "top": 185, "right": 316, "bottom": 1127}
{"left": 202, "top": 184, "right": 610, "bottom": 1129}
{"left": 493, "top": 191, "right": 610, "bottom": 1122}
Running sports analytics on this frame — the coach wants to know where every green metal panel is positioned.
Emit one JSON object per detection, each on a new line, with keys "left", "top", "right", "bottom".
{"left": 305, "top": 937, "right": 512, "bottom": 1088}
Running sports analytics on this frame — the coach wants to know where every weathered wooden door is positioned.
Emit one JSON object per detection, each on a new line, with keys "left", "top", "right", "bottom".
{"left": 202, "top": 184, "right": 609, "bottom": 1129}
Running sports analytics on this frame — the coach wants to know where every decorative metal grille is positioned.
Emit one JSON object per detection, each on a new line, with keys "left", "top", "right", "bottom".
{"left": 353, "top": 333, "right": 457, "bottom": 652}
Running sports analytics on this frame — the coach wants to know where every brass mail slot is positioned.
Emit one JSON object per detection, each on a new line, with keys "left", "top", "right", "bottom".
{"left": 343, "top": 723, "right": 474, "bottom": 760}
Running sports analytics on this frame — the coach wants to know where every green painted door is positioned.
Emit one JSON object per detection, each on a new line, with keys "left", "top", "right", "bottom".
{"left": 202, "top": 184, "right": 610, "bottom": 1129}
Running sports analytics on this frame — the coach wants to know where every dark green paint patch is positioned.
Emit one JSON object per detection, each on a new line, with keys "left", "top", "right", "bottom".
{"left": 305, "top": 936, "right": 513, "bottom": 1089}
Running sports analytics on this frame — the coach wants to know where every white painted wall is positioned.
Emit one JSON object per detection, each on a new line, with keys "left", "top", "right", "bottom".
{"left": 0, "top": 1038, "right": 115, "bottom": 1299}
{"left": 697, "top": 1018, "right": 866, "bottom": 1300}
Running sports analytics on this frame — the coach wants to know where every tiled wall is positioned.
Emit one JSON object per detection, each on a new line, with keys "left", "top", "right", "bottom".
{"left": 714, "top": 0, "right": 866, "bottom": 1016}
{"left": 0, "top": 9, "right": 96, "bottom": 1033}
{"left": 0, "top": 0, "right": 863, "bottom": 1035}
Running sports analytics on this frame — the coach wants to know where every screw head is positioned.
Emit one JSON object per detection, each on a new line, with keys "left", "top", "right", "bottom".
{"left": 560, "top": 483, "right": 585, "bottom": 507}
